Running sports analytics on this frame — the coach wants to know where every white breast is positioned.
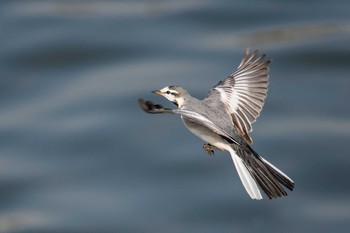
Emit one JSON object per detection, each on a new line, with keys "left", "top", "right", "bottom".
{"left": 181, "top": 116, "right": 230, "bottom": 151}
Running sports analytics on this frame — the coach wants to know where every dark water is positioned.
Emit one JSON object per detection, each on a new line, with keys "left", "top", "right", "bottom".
{"left": 1, "top": 0, "right": 350, "bottom": 232}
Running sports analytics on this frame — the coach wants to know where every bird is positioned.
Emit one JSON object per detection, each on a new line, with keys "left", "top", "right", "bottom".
{"left": 139, "top": 49, "right": 294, "bottom": 200}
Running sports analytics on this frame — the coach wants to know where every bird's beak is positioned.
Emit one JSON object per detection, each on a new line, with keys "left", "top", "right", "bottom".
{"left": 152, "top": 90, "right": 162, "bottom": 95}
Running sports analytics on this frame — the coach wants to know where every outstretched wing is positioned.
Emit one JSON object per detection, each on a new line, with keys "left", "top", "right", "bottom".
{"left": 138, "top": 99, "right": 241, "bottom": 146}
{"left": 205, "top": 49, "right": 271, "bottom": 144}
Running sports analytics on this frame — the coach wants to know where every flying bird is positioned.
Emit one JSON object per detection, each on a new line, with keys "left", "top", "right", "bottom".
{"left": 139, "top": 49, "right": 294, "bottom": 200}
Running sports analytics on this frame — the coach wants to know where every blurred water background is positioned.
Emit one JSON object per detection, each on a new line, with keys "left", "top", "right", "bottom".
{"left": 0, "top": 0, "right": 350, "bottom": 232}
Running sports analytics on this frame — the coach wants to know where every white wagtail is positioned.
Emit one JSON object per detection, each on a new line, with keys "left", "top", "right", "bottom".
{"left": 139, "top": 49, "right": 294, "bottom": 200}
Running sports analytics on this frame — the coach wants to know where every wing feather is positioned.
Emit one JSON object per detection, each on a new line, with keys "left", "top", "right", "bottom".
{"left": 172, "top": 109, "right": 241, "bottom": 146}
{"left": 139, "top": 98, "right": 243, "bottom": 146}
{"left": 205, "top": 49, "right": 271, "bottom": 144}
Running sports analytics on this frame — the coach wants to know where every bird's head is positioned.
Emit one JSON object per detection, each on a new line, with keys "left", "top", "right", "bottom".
{"left": 152, "top": 86, "right": 187, "bottom": 108}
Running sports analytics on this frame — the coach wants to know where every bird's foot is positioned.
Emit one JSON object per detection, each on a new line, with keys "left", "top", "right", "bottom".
{"left": 203, "top": 143, "right": 217, "bottom": 156}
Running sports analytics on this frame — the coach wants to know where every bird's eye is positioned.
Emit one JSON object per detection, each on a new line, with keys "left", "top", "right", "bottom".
{"left": 166, "top": 91, "right": 170, "bottom": 94}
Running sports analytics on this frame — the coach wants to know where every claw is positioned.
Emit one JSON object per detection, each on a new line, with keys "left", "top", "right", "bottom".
{"left": 203, "top": 143, "right": 217, "bottom": 156}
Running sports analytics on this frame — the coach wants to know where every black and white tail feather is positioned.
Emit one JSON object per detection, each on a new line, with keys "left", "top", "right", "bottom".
{"left": 230, "top": 144, "right": 294, "bottom": 199}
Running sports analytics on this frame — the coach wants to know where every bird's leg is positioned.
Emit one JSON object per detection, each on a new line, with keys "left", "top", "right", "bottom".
{"left": 203, "top": 143, "right": 218, "bottom": 156}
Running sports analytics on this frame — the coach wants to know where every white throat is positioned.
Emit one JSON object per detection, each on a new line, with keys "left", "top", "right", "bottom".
{"left": 176, "top": 96, "right": 185, "bottom": 108}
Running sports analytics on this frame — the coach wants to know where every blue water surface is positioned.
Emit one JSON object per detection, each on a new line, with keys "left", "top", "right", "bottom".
{"left": 0, "top": 0, "right": 350, "bottom": 232}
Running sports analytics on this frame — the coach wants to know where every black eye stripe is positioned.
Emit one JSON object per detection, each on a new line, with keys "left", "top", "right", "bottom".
{"left": 166, "top": 90, "right": 177, "bottom": 96}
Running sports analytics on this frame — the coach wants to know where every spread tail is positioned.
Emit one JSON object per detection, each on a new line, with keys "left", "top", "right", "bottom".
{"left": 228, "top": 145, "right": 294, "bottom": 200}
